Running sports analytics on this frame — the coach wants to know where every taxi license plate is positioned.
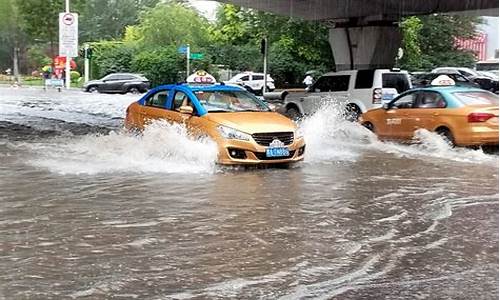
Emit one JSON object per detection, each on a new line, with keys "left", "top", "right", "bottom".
{"left": 266, "top": 147, "right": 289, "bottom": 158}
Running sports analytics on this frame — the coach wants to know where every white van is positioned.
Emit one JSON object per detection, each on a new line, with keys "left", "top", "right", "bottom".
{"left": 283, "top": 69, "right": 412, "bottom": 120}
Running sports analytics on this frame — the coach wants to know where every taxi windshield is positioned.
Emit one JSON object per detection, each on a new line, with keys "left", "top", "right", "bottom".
{"left": 453, "top": 91, "right": 499, "bottom": 106}
{"left": 194, "top": 90, "right": 270, "bottom": 112}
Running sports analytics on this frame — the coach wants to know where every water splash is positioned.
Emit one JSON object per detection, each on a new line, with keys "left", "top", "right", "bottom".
{"left": 21, "top": 120, "right": 218, "bottom": 174}
{"left": 298, "top": 101, "right": 497, "bottom": 165}
{"left": 298, "top": 100, "right": 376, "bottom": 163}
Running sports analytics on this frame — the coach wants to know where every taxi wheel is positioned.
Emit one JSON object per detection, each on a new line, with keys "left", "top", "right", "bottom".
{"left": 436, "top": 128, "right": 455, "bottom": 147}
{"left": 362, "top": 122, "right": 374, "bottom": 132}
{"left": 345, "top": 104, "right": 361, "bottom": 122}
{"left": 286, "top": 107, "right": 302, "bottom": 121}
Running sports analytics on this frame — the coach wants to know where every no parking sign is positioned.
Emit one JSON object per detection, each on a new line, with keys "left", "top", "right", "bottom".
{"left": 59, "top": 12, "right": 78, "bottom": 57}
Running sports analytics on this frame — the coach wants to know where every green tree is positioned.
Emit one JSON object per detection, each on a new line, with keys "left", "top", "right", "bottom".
{"left": 127, "top": 2, "right": 211, "bottom": 49}
{"left": 131, "top": 47, "right": 183, "bottom": 86}
{"left": 399, "top": 16, "right": 423, "bottom": 70}
{"left": 400, "top": 14, "right": 482, "bottom": 71}
{"left": 89, "top": 41, "right": 137, "bottom": 79}
{"left": 15, "top": 0, "right": 85, "bottom": 58}
{"left": 0, "top": 0, "right": 26, "bottom": 74}
{"left": 79, "top": 0, "right": 160, "bottom": 42}
{"left": 210, "top": 4, "right": 334, "bottom": 85}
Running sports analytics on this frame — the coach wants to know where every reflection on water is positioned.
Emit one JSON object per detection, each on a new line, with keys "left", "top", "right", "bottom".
{"left": 0, "top": 88, "right": 498, "bottom": 299}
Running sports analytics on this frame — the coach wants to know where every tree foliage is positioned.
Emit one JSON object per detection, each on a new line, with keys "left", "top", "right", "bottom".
{"left": 400, "top": 15, "right": 481, "bottom": 71}
{"left": 127, "top": 2, "right": 211, "bottom": 49}
{"left": 79, "top": 0, "right": 159, "bottom": 42}
{"left": 131, "top": 47, "right": 183, "bottom": 86}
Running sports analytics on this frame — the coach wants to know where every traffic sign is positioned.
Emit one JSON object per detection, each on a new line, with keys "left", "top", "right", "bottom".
{"left": 178, "top": 46, "right": 188, "bottom": 54}
{"left": 190, "top": 53, "right": 204, "bottom": 60}
{"left": 59, "top": 12, "right": 78, "bottom": 57}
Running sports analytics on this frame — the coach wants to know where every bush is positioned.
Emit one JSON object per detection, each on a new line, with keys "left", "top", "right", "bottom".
{"left": 131, "top": 47, "right": 183, "bottom": 87}
{"left": 70, "top": 71, "right": 81, "bottom": 83}
{"left": 90, "top": 41, "right": 137, "bottom": 79}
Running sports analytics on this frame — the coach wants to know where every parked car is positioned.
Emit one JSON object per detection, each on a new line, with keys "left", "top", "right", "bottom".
{"left": 125, "top": 83, "right": 305, "bottom": 165}
{"left": 359, "top": 76, "right": 499, "bottom": 149}
{"left": 432, "top": 67, "right": 498, "bottom": 94}
{"left": 83, "top": 73, "right": 150, "bottom": 94}
{"left": 282, "top": 69, "right": 412, "bottom": 121}
{"left": 225, "top": 72, "right": 275, "bottom": 95}
{"left": 411, "top": 72, "right": 480, "bottom": 89}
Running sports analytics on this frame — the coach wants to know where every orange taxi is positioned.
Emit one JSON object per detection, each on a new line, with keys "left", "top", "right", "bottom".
{"left": 125, "top": 83, "right": 306, "bottom": 165}
{"left": 359, "top": 76, "right": 499, "bottom": 148}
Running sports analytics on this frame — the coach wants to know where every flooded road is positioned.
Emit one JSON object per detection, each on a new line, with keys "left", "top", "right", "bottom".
{"left": 0, "top": 87, "right": 498, "bottom": 299}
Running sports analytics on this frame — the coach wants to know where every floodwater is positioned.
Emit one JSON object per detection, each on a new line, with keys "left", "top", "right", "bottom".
{"left": 0, "top": 87, "right": 498, "bottom": 299}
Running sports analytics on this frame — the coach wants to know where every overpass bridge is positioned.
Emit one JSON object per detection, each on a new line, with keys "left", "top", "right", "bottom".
{"left": 219, "top": 0, "right": 499, "bottom": 70}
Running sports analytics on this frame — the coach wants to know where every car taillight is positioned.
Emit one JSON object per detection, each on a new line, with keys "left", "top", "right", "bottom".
{"left": 467, "top": 112, "right": 495, "bottom": 122}
{"left": 373, "top": 88, "right": 382, "bottom": 104}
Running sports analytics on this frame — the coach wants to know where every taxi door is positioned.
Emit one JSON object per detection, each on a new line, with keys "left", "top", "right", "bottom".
{"left": 410, "top": 91, "right": 448, "bottom": 132}
{"left": 138, "top": 90, "right": 171, "bottom": 126}
{"left": 379, "top": 92, "right": 419, "bottom": 141}
{"left": 162, "top": 89, "right": 206, "bottom": 136}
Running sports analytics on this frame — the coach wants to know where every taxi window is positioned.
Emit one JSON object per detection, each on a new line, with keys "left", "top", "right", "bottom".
{"left": 172, "top": 91, "right": 189, "bottom": 111}
{"left": 240, "top": 75, "right": 250, "bottom": 81}
{"left": 392, "top": 93, "right": 416, "bottom": 109}
{"left": 145, "top": 90, "right": 169, "bottom": 108}
{"left": 453, "top": 91, "right": 499, "bottom": 105}
{"left": 417, "top": 91, "right": 446, "bottom": 108}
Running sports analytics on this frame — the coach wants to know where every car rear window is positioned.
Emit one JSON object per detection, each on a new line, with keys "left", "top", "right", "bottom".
{"left": 453, "top": 91, "right": 499, "bottom": 105}
{"left": 354, "top": 70, "right": 375, "bottom": 89}
{"left": 253, "top": 75, "right": 264, "bottom": 80}
{"left": 382, "top": 73, "right": 410, "bottom": 93}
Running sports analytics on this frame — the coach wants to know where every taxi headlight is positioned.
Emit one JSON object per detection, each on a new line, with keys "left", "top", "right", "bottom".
{"left": 217, "top": 125, "right": 251, "bottom": 141}
{"left": 295, "top": 127, "right": 304, "bottom": 139}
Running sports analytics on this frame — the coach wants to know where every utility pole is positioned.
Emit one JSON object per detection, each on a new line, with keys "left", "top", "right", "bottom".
{"left": 262, "top": 37, "right": 268, "bottom": 95}
{"left": 13, "top": 47, "right": 20, "bottom": 84}
{"left": 84, "top": 43, "right": 89, "bottom": 83}
{"left": 186, "top": 44, "right": 190, "bottom": 80}
{"left": 65, "top": 0, "right": 71, "bottom": 89}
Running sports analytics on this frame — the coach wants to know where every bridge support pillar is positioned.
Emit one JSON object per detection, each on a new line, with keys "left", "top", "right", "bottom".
{"left": 328, "top": 20, "right": 401, "bottom": 71}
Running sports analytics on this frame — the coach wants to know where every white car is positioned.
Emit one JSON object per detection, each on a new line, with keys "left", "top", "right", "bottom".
{"left": 282, "top": 69, "right": 412, "bottom": 120}
{"left": 225, "top": 72, "right": 275, "bottom": 95}
{"left": 431, "top": 67, "right": 480, "bottom": 79}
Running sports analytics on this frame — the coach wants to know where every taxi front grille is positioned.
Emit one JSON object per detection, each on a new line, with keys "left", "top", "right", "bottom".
{"left": 251, "top": 132, "right": 294, "bottom": 146}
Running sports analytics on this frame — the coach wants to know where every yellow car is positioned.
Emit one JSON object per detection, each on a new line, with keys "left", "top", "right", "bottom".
{"left": 125, "top": 84, "right": 306, "bottom": 165}
{"left": 359, "top": 85, "right": 499, "bottom": 148}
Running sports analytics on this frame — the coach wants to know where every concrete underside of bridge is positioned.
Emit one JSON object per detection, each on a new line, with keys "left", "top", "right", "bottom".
{"left": 219, "top": 0, "right": 499, "bottom": 70}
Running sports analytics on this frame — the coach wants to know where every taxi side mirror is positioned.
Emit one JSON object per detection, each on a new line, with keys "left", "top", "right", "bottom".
{"left": 179, "top": 105, "right": 193, "bottom": 115}
{"left": 382, "top": 103, "right": 390, "bottom": 110}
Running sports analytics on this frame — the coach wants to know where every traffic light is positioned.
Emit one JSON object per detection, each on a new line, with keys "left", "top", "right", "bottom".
{"left": 79, "top": 47, "right": 93, "bottom": 59}
{"left": 260, "top": 38, "right": 266, "bottom": 55}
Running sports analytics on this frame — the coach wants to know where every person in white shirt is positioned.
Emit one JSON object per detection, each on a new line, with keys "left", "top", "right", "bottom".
{"left": 303, "top": 74, "right": 313, "bottom": 87}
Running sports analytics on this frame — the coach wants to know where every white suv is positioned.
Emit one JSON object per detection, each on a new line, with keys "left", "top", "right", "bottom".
{"left": 226, "top": 72, "right": 275, "bottom": 95}
{"left": 282, "top": 69, "right": 412, "bottom": 120}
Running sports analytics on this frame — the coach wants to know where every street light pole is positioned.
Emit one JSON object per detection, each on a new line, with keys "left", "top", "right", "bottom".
{"left": 65, "top": 0, "right": 71, "bottom": 89}
{"left": 262, "top": 37, "right": 268, "bottom": 95}
{"left": 186, "top": 44, "right": 190, "bottom": 80}
{"left": 84, "top": 43, "right": 89, "bottom": 83}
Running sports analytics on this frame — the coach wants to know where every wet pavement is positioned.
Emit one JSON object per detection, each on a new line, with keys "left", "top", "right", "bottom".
{"left": 0, "top": 87, "right": 498, "bottom": 299}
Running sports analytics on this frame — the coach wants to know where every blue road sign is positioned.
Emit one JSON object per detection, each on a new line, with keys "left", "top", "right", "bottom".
{"left": 178, "top": 46, "right": 188, "bottom": 54}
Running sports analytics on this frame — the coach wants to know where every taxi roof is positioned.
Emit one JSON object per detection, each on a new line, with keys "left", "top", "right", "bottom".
{"left": 154, "top": 83, "right": 245, "bottom": 93}
{"left": 408, "top": 85, "right": 487, "bottom": 94}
